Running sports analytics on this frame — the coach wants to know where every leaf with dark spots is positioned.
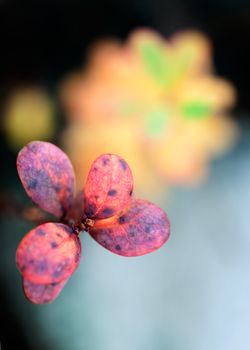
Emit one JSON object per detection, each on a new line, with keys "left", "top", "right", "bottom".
{"left": 107, "top": 189, "right": 117, "bottom": 196}
{"left": 16, "top": 223, "right": 81, "bottom": 284}
{"left": 128, "top": 229, "right": 135, "bottom": 237}
{"left": 118, "top": 159, "right": 127, "bottom": 171}
{"left": 84, "top": 154, "right": 134, "bottom": 220}
{"left": 102, "top": 157, "right": 110, "bottom": 166}
{"left": 17, "top": 141, "right": 75, "bottom": 217}
{"left": 36, "top": 260, "right": 48, "bottom": 275}
{"left": 100, "top": 207, "right": 114, "bottom": 216}
{"left": 22, "top": 277, "right": 69, "bottom": 304}
{"left": 37, "top": 229, "right": 46, "bottom": 236}
{"left": 145, "top": 225, "right": 151, "bottom": 233}
{"left": 52, "top": 259, "right": 71, "bottom": 279}
{"left": 118, "top": 214, "right": 130, "bottom": 224}
{"left": 54, "top": 184, "right": 61, "bottom": 193}
{"left": 51, "top": 241, "right": 58, "bottom": 249}
{"left": 84, "top": 202, "right": 97, "bottom": 218}
{"left": 89, "top": 198, "right": 170, "bottom": 257}
{"left": 28, "top": 179, "right": 38, "bottom": 190}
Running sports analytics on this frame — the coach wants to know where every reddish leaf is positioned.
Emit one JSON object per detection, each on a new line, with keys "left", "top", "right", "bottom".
{"left": 89, "top": 198, "right": 170, "bottom": 256}
{"left": 17, "top": 141, "right": 75, "bottom": 217}
{"left": 84, "top": 154, "right": 134, "bottom": 220}
{"left": 16, "top": 223, "right": 81, "bottom": 284}
{"left": 22, "top": 277, "right": 68, "bottom": 304}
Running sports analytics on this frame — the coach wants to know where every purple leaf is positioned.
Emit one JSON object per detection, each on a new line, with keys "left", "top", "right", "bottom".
{"left": 89, "top": 198, "right": 170, "bottom": 256}
{"left": 17, "top": 141, "right": 75, "bottom": 217}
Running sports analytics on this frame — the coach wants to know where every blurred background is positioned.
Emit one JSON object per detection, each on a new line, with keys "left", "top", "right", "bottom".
{"left": 0, "top": 0, "right": 250, "bottom": 349}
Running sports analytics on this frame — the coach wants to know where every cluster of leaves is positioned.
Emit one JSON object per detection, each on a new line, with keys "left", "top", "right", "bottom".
{"left": 16, "top": 141, "right": 170, "bottom": 304}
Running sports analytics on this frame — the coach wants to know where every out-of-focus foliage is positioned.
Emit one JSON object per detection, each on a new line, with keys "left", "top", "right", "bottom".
{"left": 3, "top": 87, "right": 56, "bottom": 150}
{"left": 62, "top": 121, "right": 162, "bottom": 196}
{"left": 60, "top": 29, "right": 238, "bottom": 195}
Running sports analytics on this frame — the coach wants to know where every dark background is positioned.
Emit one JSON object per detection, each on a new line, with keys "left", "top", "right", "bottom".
{"left": 0, "top": 0, "right": 250, "bottom": 113}
{"left": 0, "top": 1, "right": 250, "bottom": 348}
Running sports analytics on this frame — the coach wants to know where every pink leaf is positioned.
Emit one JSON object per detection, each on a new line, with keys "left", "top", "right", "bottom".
{"left": 84, "top": 154, "right": 134, "bottom": 220}
{"left": 16, "top": 223, "right": 81, "bottom": 284}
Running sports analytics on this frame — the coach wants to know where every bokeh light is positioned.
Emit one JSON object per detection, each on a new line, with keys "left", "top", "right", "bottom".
{"left": 2, "top": 87, "right": 56, "bottom": 150}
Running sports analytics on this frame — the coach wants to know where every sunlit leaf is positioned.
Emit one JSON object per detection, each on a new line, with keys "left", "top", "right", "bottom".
{"left": 84, "top": 154, "right": 134, "bottom": 220}
{"left": 16, "top": 223, "right": 81, "bottom": 284}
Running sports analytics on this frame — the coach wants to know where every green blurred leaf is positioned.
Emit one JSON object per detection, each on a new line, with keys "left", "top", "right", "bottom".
{"left": 138, "top": 40, "right": 173, "bottom": 86}
{"left": 182, "top": 101, "right": 212, "bottom": 119}
{"left": 145, "top": 106, "right": 169, "bottom": 137}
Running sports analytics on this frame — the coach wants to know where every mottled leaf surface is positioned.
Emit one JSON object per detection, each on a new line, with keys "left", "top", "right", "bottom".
{"left": 89, "top": 198, "right": 170, "bottom": 256}
{"left": 16, "top": 223, "right": 81, "bottom": 284}
{"left": 17, "top": 141, "right": 75, "bottom": 217}
{"left": 22, "top": 277, "right": 68, "bottom": 304}
{"left": 84, "top": 154, "right": 133, "bottom": 220}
